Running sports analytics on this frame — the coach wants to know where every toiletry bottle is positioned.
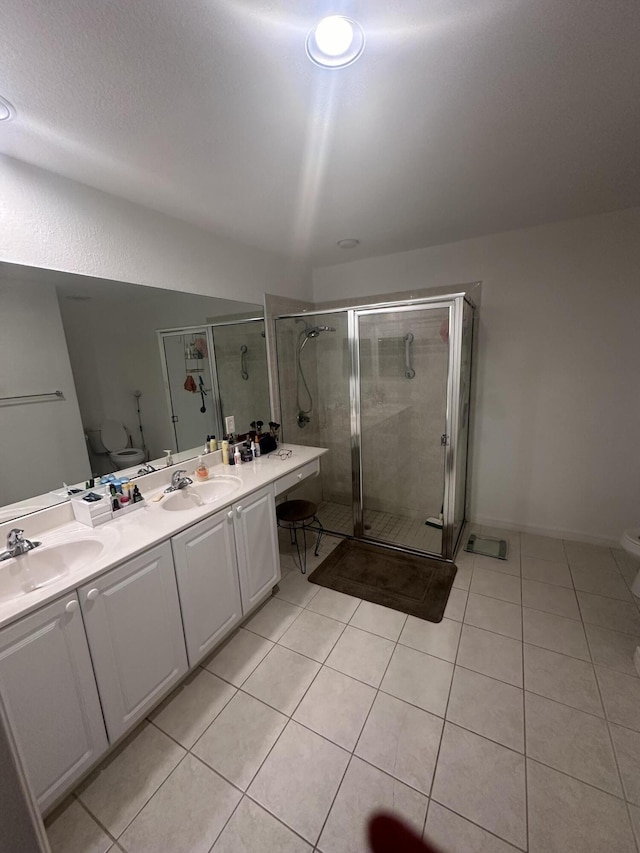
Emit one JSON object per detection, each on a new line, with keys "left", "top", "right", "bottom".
{"left": 250, "top": 439, "right": 256, "bottom": 459}
{"left": 195, "top": 455, "right": 209, "bottom": 481}
{"left": 164, "top": 450, "right": 174, "bottom": 467}
{"left": 221, "top": 440, "right": 229, "bottom": 465}
{"left": 234, "top": 445, "right": 242, "bottom": 465}
{"left": 209, "top": 435, "right": 217, "bottom": 452}
{"left": 254, "top": 436, "right": 261, "bottom": 457}
{"left": 204, "top": 435, "right": 211, "bottom": 453}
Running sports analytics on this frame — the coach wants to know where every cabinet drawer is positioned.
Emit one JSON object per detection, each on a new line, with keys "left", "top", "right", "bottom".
{"left": 274, "top": 458, "right": 320, "bottom": 497}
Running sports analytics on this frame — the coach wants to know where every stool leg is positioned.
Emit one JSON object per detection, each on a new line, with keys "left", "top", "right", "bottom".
{"left": 312, "top": 517, "right": 324, "bottom": 556}
{"left": 293, "top": 526, "right": 306, "bottom": 575}
{"left": 301, "top": 524, "right": 307, "bottom": 575}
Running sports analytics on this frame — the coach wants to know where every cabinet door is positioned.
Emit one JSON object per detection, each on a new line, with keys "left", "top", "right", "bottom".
{"left": 234, "top": 484, "right": 281, "bottom": 612}
{"left": 79, "top": 542, "right": 188, "bottom": 743}
{"left": 172, "top": 509, "right": 243, "bottom": 667}
{"left": 0, "top": 593, "right": 108, "bottom": 812}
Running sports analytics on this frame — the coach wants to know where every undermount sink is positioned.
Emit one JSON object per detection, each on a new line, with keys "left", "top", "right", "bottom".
{"left": 160, "top": 476, "right": 242, "bottom": 512}
{"left": 0, "top": 532, "right": 115, "bottom": 604}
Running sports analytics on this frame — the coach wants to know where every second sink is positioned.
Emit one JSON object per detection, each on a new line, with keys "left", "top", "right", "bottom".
{"left": 161, "top": 476, "right": 242, "bottom": 512}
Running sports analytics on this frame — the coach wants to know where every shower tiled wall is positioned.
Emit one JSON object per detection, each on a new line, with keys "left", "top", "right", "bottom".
{"left": 213, "top": 321, "right": 270, "bottom": 436}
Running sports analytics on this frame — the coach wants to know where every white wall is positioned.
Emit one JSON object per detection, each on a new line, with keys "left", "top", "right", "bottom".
{"left": 0, "top": 156, "right": 312, "bottom": 304}
{"left": 313, "top": 208, "right": 640, "bottom": 545}
{"left": 0, "top": 281, "right": 90, "bottom": 504}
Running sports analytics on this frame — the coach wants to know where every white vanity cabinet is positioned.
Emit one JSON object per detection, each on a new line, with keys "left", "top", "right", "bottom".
{"left": 233, "top": 484, "right": 280, "bottom": 612}
{"left": 0, "top": 593, "right": 108, "bottom": 812}
{"left": 171, "top": 509, "right": 243, "bottom": 667}
{"left": 79, "top": 541, "right": 188, "bottom": 742}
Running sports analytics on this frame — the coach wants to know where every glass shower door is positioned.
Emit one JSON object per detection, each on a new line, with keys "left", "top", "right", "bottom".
{"left": 355, "top": 305, "right": 451, "bottom": 556}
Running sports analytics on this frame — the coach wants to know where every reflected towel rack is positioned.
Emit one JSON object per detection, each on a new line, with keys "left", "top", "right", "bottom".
{"left": 0, "top": 390, "right": 65, "bottom": 407}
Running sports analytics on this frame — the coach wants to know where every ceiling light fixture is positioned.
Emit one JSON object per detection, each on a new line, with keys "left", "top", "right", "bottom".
{"left": 0, "top": 95, "right": 15, "bottom": 121}
{"left": 337, "top": 238, "right": 360, "bottom": 249}
{"left": 306, "top": 16, "right": 365, "bottom": 69}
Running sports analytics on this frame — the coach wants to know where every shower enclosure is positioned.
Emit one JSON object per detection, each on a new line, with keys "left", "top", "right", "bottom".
{"left": 275, "top": 293, "right": 474, "bottom": 560}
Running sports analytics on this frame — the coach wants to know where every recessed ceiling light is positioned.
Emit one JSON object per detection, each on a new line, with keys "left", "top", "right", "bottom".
{"left": 306, "top": 16, "right": 365, "bottom": 69}
{"left": 337, "top": 238, "right": 360, "bottom": 249}
{"left": 0, "top": 95, "right": 15, "bottom": 121}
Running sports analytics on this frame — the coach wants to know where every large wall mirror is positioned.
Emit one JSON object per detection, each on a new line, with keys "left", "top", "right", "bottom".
{"left": 0, "top": 263, "right": 270, "bottom": 523}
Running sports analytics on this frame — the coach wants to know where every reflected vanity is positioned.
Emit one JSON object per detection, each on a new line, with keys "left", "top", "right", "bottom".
{"left": 0, "top": 262, "right": 271, "bottom": 524}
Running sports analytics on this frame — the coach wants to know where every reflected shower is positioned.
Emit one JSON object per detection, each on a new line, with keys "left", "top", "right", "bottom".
{"left": 295, "top": 319, "right": 336, "bottom": 427}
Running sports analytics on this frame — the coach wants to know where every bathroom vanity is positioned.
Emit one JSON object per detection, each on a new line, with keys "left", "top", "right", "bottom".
{"left": 0, "top": 444, "right": 325, "bottom": 813}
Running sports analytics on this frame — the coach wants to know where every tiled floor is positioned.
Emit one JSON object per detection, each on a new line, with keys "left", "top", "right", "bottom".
{"left": 46, "top": 527, "right": 640, "bottom": 853}
{"left": 317, "top": 500, "right": 443, "bottom": 554}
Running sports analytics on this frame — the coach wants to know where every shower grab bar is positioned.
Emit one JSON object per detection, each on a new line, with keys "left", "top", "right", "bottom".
{"left": 0, "top": 390, "right": 65, "bottom": 406}
{"left": 404, "top": 333, "right": 415, "bottom": 379}
{"left": 240, "top": 345, "right": 249, "bottom": 381}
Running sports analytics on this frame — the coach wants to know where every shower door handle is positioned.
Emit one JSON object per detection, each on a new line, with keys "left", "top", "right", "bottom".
{"left": 404, "top": 333, "right": 415, "bottom": 379}
{"left": 240, "top": 345, "right": 249, "bottom": 381}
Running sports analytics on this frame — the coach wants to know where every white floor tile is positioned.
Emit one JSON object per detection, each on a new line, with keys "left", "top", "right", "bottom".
{"left": 399, "top": 615, "right": 462, "bottom": 663}
{"left": 275, "top": 571, "right": 320, "bottom": 607}
{"left": 150, "top": 669, "right": 236, "bottom": 748}
{"left": 524, "top": 691, "right": 621, "bottom": 795}
{"left": 119, "top": 754, "right": 241, "bottom": 853}
{"left": 457, "top": 624, "right": 523, "bottom": 687}
{"left": 446, "top": 667, "right": 524, "bottom": 752}
{"left": 355, "top": 691, "right": 444, "bottom": 794}
{"left": 564, "top": 541, "right": 618, "bottom": 571}
{"left": 213, "top": 798, "right": 312, "bottom": 853}
{"left": 46, "top": 799, "right": 112, "bottom": 853}
{"left": 522, "top": 579, "right": 580, "bottom": 620}
{"left": 464, "top": 593, "right": 522, "bottom": 641}
{"left": 470, "top": 567, "right": 521, "bottom": 605}
{"left": 425, "top": 801, "right": 521, "bottom": 853}
{"left": 527, "top": 759, "right": 635, "bottom": 853}
{"left": 570, "top": 564, "right": 631, "bottom": 601}
{"left": 242, "top": 645, "right": 320, "bottom": 715}
{"left": 325, "top": 626, "right": 395, "bottom": 687}
{"left": 452, "top": 562, "right": 472, "bottom": 590}
{"left": 585, "top": 623, "right": 640, "bottom": 677}
{"left": 278, "top": 609, "right": 345, "bottom": 662}
{"left": 595, "top": 665, "right": 640, "bottom": 731}
{"left": 349, "top": 600, "right": 407, "bottom": 641}
{"left": 610, "top": 723, "right": 640, "bottom": 805}
{"left": 203, "top": 628, "right": 274, "bottom": 687}
{"left": 443, "top": 588, "right": 468, "bottom": 622}
{"left": 381, "top": 644, "right": 453, "bottom": 716}
{"left": 318, "top": 757, "right": 428, "bottom": 853}
{"left": 192, "top": 691, "right": 286, "bottom": 790}
{"left": 293, "top": 666, "right": 375, "bottom": 751}
{"left": 78, "top": 722, "right": 185, "bottom": 838}
{"left": 523, "top": 608, "right": 590, "bottom": 661}
{"left": 473, "top": 552, "right": 521, "bottom": 577}
{"left": 524, "top": 644, "right": 603, "bottom": 716}
{"left": 306, "top": 587, "right": 361, "bottom": 623}
{"left": 243, "top": 598, "right": 303, "bottom": 642}
{"left": 248, "top": 721, "right": 349, "bottom": 844}
{"left": 576, "top": 591, "right": 640, "bottom": 635}
{"left": 522, "top": 555, "right": 573, "bottom": 588}
{"left": 432, "top": 723, "right": 526, "bottom": 849}
{"left": 521, "top": 534, "right": 566, "bottom": 563}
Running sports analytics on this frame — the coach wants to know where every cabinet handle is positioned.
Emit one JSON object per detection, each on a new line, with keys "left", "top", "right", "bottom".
{"left": 227, "top": 511, "right": 234, "bottom": 521}
{"left": 65, "top": 599, "right": 79, "bottom": 613}
{"left": 236, "top": 505, "right": 243, "bottom": 516}
{"left": 86, "top": 588, "right": 100, "bottom": 601}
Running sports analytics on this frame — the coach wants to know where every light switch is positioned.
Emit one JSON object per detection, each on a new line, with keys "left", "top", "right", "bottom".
{"left": 225, "top": 415, "right": 235, "bottom": 434}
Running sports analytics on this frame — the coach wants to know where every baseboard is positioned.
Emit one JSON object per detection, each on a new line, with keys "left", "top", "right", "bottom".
{"left": 469, "top": 514, "right": 620, "bottom": 549}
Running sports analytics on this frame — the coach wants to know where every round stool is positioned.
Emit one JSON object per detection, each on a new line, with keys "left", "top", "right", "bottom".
{"left": 276, "top": 499, "right": 324, "bottom": 575}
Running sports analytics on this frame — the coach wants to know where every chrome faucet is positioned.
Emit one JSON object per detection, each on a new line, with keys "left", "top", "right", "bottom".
{"left": 0, "top": 528, "right": 42, "bottom": 562}
{"left": 137, "top": 463, "right": 156, "bottom": 475}
{"left": 165, "top": 470, "right": 193, "bottom": 493}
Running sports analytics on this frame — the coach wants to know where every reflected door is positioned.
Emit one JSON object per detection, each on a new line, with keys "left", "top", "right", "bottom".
{"left": 161, "top": 331, "right": 219, "bottom": 452}
{"left": 355, "top": 305, "right": 450, "bottom": 556}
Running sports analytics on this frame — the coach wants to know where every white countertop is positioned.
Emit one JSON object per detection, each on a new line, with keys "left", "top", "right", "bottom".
{"left": 0, "top": 444, "right": 327, "bottom": 630}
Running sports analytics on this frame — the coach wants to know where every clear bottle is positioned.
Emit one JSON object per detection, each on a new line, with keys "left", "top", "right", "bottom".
{"left": 209, "top": 435, "right": 217, "bottom": 452}
{"left": 195, "top": 455, "right": 209, "bottom": 481}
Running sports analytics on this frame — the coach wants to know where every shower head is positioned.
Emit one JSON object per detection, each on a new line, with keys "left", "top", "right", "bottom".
{"left": 305, "top": 324, "right": 336, "bottom": 338}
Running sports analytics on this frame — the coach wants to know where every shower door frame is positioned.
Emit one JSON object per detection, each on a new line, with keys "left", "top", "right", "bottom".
{"left": 275, "top": 292, "right": 474, "bottom": 561}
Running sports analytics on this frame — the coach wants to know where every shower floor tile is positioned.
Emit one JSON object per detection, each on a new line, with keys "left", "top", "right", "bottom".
{"left": 316, "top": 500, "right": 443, "bottom": 554}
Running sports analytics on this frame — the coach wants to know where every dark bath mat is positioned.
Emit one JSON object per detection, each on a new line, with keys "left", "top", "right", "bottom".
{"left": 308, "top": 539, "right": 457, "bottom": 623}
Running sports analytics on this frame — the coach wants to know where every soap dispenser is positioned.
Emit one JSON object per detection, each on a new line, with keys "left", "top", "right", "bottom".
{"left": 195, "top": 455, "right": 209, "bottom": 481}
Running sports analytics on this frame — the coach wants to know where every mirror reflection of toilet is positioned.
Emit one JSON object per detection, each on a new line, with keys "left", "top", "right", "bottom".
{"left": 86, "top": 421, "right": 145, "bottom": 470}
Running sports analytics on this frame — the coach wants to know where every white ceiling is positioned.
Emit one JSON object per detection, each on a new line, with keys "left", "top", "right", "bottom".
{"left": 1, "top": 0, "right": 639, "bottom": 265}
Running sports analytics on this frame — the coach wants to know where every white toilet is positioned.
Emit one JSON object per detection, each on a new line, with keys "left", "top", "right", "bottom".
{"left": 96, "top": 421, "right": 145, "bottom": 471}
{"left": 621, "top": 528, "right": 640, "bottom": 596}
